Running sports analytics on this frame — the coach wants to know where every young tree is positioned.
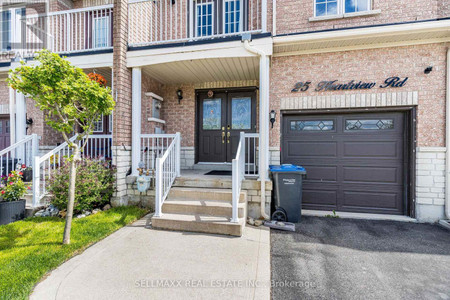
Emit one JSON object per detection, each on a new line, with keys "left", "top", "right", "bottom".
{"left": 8, "top": 50, "right": 115, "bottom": 244}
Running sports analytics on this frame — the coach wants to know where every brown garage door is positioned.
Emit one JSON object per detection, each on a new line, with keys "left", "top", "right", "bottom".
{"left": 282, "top": 112, "right": 405, "bottom": 215}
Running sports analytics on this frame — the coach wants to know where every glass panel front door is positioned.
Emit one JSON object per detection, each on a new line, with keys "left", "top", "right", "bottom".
{"left": 198, "top": 91, "right": 256, "bottom": 163}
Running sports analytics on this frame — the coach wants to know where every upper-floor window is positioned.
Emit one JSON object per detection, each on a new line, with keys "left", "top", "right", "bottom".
{"left": 196, "top": 1, "right": 214, "bottom": 37}
{"left": 315, "top": 0, "right": 371, "bottom": 17}
{"left": 224, "top": 0, "right": 242, "bottom": 34}
{"left": 0, "top": 8, "right": 25, "bottom": 51}
{"left": 93, "top": 16, "right": 110, "bottom": 48}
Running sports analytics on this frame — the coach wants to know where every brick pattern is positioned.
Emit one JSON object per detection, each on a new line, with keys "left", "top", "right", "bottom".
{"left": 112, "top": 0, "right": 132, "bottom": 146}
{"left": 280, "top": 91, "right": 419, "bottom": 110}
{"left": 270, "top": 43, "right": 448, "bottom": 148}
{"left": 111, "top": 145, "right": 131, "bottom": 205}
{"left": 276, "top": 0, "right": 441, "bottom": 35}
{"left": 416, "top": 147, "right": 446, "bottom": 207}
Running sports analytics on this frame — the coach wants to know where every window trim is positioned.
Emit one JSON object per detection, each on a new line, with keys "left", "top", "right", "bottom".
{"left": 0, "top": 7, "right": 25, "bottom": 52}
{"left": 92, "top": 15, "right": 110, "bottom": 49}
{"left": 222, "top": 0, "right": 243, "bottom": 35}
{"left": 195, "top": 1, "right": 215, "bottom": 38}
{"left": 289, "top": 119, "right": 336, "bottom": 132}
{"left": 313, "top": 0, "right": 373, "bottom": 18}
{"left": 93, "top": 114, "right": 104, "bottom": 133}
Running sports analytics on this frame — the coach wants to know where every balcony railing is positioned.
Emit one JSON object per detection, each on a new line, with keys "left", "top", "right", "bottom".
{"left": 23, "top": 4, "right": 113, "bottom": 56}
{"left": 128, "top": 0, "right": 264, "bottom": 47}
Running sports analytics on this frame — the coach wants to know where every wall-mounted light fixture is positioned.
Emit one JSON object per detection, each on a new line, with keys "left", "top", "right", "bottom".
{"left": 424, "top": 66, "right": 433, "bottom": 74}
{"left": 176, "top": 89, "right": 183, "bottom": 104}
{"left": 270, "top": 110, "right": 276, "bottom": 128}
{"left": 26, "top": 118, "right": 33, "bottom": 125}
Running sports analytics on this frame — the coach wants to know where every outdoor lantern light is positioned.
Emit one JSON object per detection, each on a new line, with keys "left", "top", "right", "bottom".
{"left": 270, "top": 110, "right": 276, "bottom": 128}
{"left": 176, "top": 89, "right": 183, "bottom": 104}
{"left": 424, "top": 66, "right": 433, "bottom": 74}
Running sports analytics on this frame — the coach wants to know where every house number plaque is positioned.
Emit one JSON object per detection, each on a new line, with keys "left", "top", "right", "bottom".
{"left": 291, "top": 77, "right": 408, "bottom": 93}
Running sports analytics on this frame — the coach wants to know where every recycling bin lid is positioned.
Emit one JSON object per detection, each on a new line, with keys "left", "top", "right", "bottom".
{"left": 269, "top": 164, "right": 306, "bottom": 174}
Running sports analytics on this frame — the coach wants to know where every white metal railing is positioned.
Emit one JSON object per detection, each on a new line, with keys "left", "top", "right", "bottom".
{"left": 0, "top": 134, "right": 39, "bottom": 178}
{"left": 244, "top": 133, "right": 259, "bottom": 177}
{"left": 128, "top": 0, "right": 263, "bottom": 46}
{"left": 140, "top": 134, "right": 177, "bottom": 170}
{"left": 231, "top": 132, "right": 245, "bottom": 223}
{"left": 81, "top": 134, "right": 112, "bottom": 160}
{"left": 153, "top": 133, "right": 181, "bottom": 217}
{"left": 23, "top": 4, "right": 113, "bottom": 56}
{"left": 32, "top": 134, "right": 113, "bottom": 207}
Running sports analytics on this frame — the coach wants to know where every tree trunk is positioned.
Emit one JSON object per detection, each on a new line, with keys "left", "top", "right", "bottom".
{"left": 62, "top": 144, "right": 80, "bottom": 245}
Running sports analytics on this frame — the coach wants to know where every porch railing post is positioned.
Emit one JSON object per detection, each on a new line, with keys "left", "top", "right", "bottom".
{"left": 175, "top": 132, "right": 181, "bottom": 177}
{"left": 154, "top": 157, "right": 162, "bottom": 217}
{"left": 189, "top": 0, "right": 194, "bottom": 39}
{"left": 31, "top": 134, "right": 39, "bottom": 159}
{"left": 32, "top": 156, "right": 40, "bottom": 207}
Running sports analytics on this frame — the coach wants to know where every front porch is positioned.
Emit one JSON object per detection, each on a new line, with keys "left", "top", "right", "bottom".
{"left": 121, "top": 38, "right": 273, "bottom": 235}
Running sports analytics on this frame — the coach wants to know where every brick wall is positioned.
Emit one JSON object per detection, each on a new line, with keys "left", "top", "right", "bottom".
{"left": 270, "top": 43, "right": 448, "bottom": 148}
{"left": 276, "top": 0, "right": 441, "bottom": 35}
{"left": 416, "top": 147, "right": 446, "bottom": 222}
{"left": 141, "top": 73, "right": 163, "bottom": 134}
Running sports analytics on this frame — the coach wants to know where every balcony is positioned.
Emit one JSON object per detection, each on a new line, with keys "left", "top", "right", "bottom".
{"left": 23, "top": 4, "right": 113, "bottom": 56}
{"left": 128, "top": 0, "right": 265, "bottom": 47}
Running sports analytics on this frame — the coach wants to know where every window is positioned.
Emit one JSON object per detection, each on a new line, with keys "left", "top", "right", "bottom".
{"left": 290, "top": 120, "right": 334, "bottom": 131}
{"left": 93, "top": 16, "right": 110, "bottom": 48}
{"left": 196, "top": 1, "right": 214, "bottom": 37}
{"left": 224, "top": 0, "right": 242, "bottom": 34}
{"left": 202, "top": 99, "right": 221, "bottom": 130}
{"left": 231, "top": 97, "right": 251, "bottom": 130}
{"left": 315, "top": 0, "right": 371, "bottom": 17}
{"left": 0, "top": 8, "right": 24, "bottom": 51}
{"left": 345, "top": 119, "right": 394, "bottom": 131}
{"left": 93, "top": 115, "right": 104, "bottom": 132}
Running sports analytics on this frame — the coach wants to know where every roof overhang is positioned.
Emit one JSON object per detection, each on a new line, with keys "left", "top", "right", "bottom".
{"left": 273, "top": 19, "right": 450, "bottom": 56}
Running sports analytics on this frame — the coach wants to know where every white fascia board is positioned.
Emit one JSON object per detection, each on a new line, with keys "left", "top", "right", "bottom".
{"left": 273, "top": 19, "right": 450, "bottom": 46}
{"left": 127, "top": 37, "right": 273, "bottom": 68}
{"left": 65, "top": 52, "right": 113, "bottom": 68}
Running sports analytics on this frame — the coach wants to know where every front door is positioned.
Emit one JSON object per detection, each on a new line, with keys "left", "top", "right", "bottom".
{"left": 197, "top": 90, "right": 256, "bottom": 163}
{"left": 0, "top": 117, "right": 10, "bottom": 151}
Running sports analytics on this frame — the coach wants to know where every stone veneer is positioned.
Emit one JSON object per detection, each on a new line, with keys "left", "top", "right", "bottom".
{"left": 416, "top": 147, "right": 446, "bottom": 222}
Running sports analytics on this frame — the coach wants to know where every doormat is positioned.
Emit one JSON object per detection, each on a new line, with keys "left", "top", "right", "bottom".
{"left": 205, "top": 170, "right": 232, "bottom": 176}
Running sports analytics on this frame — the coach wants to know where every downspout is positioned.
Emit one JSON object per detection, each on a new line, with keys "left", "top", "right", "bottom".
{"left": 446, "top": 47, "right": 450, "bottom": 219}
{"left": 243, "top": 39, "right": 270, "bottom": 220}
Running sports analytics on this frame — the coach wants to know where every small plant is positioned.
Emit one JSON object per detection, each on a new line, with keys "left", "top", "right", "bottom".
{"left": 325, "top": 210, "right": 339, "bottom": 218}
{"left": 48, "top": 159, "right": 116, "bottom": 214}
{"left": 0, "top": 170, "right": 28, "bottom": 202}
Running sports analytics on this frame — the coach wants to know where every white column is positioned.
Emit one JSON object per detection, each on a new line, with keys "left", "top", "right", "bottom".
{"left": 261, "top": 0, "right": 267, "bottom": 32}
{"left": 15, "top": 91, "right": 26, "bottom": 163}
{"left": 15, "top": 91, "right": 26, "bottom": 141}
{"left": 259, "top": 55, "right": 270, "bottom": 181}
{"left": 9, "top": 87, "right": 15, "bottom": 145}
{"left": 131, "top": 67, "right": 142, "bottom": 176}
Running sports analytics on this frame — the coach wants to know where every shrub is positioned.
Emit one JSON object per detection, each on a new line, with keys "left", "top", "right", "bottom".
{"left": 0, "top": 170, "right": 28, "bottom": 202}
{"left": 48, "top": 159, "right": 116, "bottom": 213}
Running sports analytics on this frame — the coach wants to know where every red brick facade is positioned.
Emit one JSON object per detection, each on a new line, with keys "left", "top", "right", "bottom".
{"left": 270, "top": 43, "right": 449, "bottom": 148}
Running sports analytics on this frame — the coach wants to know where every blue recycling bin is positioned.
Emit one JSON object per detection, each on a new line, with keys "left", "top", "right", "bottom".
{"left": 270, "top": 164, "right": 306, "bottom": 223}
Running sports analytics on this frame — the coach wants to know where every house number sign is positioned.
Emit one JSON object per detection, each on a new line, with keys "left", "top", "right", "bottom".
{"left": 291, "top": 77, "right": 408, "bottom": 93}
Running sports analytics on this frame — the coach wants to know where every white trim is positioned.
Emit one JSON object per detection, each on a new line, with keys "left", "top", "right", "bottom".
{"left": 131, "top": 67, "right": 142, "bottom": 176}
{"left": 145, "top": 92, "right": 163, "bottom": 101}
{"left": 25, "top": 4, "right": 114, "bottom": 19}
{"left": 309, "top": 9, "right": 380, "bottom": 22}
{"left": 147, "top": 117, "right": 166, "bottom": 124}
{"left": 417, "top": 147, "right": 446, "bottom": 153}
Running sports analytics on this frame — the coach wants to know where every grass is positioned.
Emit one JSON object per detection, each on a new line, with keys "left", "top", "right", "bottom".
{"left": 0, "top": 206, "right": 148, "bottom": 300}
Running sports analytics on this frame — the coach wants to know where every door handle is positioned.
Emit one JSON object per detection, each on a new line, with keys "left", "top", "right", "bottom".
{"left": 222, "top": 132, "right": 225, "bottom": 144}
{"left": 227, "top": 132, "right": 230, "bottom": 144}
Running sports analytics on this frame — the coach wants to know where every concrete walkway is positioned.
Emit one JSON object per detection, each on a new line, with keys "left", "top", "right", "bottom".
{"left": 31, "top": 215, "right": 270, "bottom": 300}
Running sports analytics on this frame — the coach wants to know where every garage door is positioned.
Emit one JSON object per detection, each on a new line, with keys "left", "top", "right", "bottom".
{"left": 282, "top": 112, "right": 405, "bottom": 215}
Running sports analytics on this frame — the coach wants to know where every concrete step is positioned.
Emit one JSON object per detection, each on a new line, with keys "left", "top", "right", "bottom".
{"left": 152, "top": 213, "right": 245, "bottom": 236}
{"left": 162, "top": 199, "right": 246, "bottom": 218}
{"left": 192, "top": 163, "right": 232, "bottom": 171}
{"left": 168, "top": 187, "right": 246, "bottom": 203}
{"left": 174, "top": 176, "right": 232, "bottom": 189}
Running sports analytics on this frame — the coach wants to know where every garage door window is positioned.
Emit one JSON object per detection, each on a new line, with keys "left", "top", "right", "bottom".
{"left": 345, "top": 119, "right": 394, "bottom": 131}
{"left": 290, "top": 120, "right": 334, "bottom": 131}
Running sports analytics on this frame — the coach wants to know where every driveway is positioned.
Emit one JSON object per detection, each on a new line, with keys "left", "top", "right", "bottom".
{"left": 31, "top": 215, "right": 270, "bottom": 300}
{"left": 271, "top": 216, "right": 450, "bottom": 300}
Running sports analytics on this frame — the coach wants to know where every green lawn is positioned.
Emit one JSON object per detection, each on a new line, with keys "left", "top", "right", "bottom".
{"left": 0, "top": 206, "right": 148, "bottom": 300}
